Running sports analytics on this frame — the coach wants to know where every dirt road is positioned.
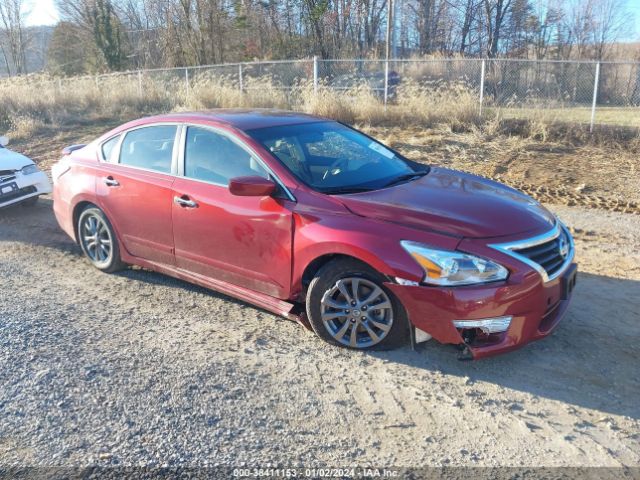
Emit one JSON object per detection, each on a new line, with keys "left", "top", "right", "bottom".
{"left": 0, "top": 195, "right": 638, "bottom": 469}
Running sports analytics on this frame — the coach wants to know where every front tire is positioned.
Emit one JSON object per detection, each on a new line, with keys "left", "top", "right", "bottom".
{"left": 306, "top": 259, "right": 408, "bottom": 350}
{"left": 77, "top": 207, "right": 125, "bottom": 272}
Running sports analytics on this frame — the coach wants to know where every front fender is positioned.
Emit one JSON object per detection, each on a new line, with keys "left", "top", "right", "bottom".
{"left": 291, "top": 210, "right": 460, "bottom": 298}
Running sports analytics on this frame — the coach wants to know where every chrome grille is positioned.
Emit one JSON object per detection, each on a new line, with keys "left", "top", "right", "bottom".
{"left": 489, "top": 223, "right": 574, "bottom": 283}
{"left": 511, "top": 230, "right": 569, "bottom": 278}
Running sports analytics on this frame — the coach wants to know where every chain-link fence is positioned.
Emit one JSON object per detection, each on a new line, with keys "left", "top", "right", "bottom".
{"left": 4, "top": 58, "right": 639, "bottom": 129}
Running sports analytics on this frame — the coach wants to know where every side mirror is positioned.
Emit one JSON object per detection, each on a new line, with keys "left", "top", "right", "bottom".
{"left": 0, "top": 136, "right": 8, "bottom": 147}
{"left": 229, "top": 176, "right": 277, "bottom": 197}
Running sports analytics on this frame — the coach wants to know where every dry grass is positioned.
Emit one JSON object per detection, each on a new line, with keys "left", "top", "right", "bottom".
{"left": 182, "top": 77, "right": 290, "bottom": 110}
{"left": 0, "top": 76, "right": 172, "bottom": 136}
{"left": 492, "top": 106, "right": 640, "bottom": 129}
{"left": 1, "top": 72, "right": 638, "bottom": 149}
{"left": 395, "top": 81, "right": 482, "bottom": 128}
{"left": 0, "top": 74, "right": 487, "bottom": 139}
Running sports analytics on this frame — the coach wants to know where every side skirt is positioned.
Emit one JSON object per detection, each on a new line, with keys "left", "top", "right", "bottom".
{"left": 132, "top": 257, "right": 299, "bottom": 321}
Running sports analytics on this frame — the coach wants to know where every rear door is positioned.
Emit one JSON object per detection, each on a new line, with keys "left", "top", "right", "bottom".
{"left": 96, "top": 124, "right": 179, "bottom": 266}
{"left": 171, "top": 125, "right": 295, "bottom": 298}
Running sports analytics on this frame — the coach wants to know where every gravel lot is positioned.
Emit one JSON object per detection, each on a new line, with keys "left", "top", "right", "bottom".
{"left": 1, "top": 196, "right": 639, "bottom": 469}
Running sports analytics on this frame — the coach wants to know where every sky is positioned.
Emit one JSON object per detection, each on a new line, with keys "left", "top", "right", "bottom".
{"left": 24, "top": 0, "right": 640, "bottom": 41}
{"left": 25, "top": 0, "right": 59, "bottom": 27}
{"left": 629, "top": 1, "right": 640, "bottom": 40}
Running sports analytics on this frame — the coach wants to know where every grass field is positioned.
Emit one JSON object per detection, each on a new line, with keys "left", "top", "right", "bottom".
{"left": 494, "top": 106, "right": 640, "bottom": 128}
{"left": 2, "top": 73, "right": 639, "bottom": 137}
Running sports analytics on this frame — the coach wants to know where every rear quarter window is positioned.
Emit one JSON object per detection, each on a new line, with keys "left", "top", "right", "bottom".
{"left": 101, "top": 135, "right": 120, "bottom": 163}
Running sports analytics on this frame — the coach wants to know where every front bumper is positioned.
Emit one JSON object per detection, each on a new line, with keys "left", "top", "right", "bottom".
{"left": 0, "top": 171, "right": 51, "bottom": 208}
{"left": 386, "top": 262, "right": 577, "bottom": 359}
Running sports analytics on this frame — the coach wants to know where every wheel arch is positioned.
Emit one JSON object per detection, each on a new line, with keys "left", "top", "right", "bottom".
{"left": 298, "top": 251, "right": 394, "bottom": 299}
{"left": 72, "top": 200, "right": 97, "bottom": 243}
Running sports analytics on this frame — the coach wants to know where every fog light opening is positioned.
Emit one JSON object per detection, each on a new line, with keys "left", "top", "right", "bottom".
{"left": 452, "top": 316, "right": 512, "bottom": 334}
{"left": 460, "top": 328, "right": 477, "bottom": 345}
{"left": 453, "top": 316, "right": 512, "bottom": 347}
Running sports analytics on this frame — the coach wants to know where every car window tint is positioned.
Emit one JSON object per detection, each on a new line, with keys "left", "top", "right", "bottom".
{"left": 184, "top": 127, "right": 268, "bottom": 185}
{"left": 119, "top": 126, "right": 177, "bottom": 173}
{"left": 101, "top": 135, "right": 120, "bottom": 163}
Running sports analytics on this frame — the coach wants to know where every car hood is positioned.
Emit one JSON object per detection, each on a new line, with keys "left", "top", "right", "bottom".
{"left": 337, "top": 167, "right": 556, "bottom": 239}
{"left": 0, "top": 147, "right": 33, "bottom": 171}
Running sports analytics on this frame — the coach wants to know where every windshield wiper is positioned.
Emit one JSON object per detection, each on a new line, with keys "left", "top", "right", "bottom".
{"left": 381, "top": 171, "right": 428, "bottom": 188}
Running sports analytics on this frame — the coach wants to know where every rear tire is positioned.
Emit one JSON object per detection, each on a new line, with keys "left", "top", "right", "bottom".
{"left": 306, "top": 259, "right": 408, "bottom": 350}
{"left": 77, "top": 206, "right": 125, "bottom": 273}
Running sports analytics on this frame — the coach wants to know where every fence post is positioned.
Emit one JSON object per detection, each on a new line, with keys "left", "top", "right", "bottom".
{"left": 590, "top": 62, "right": 600, "bottom": 133}
{"left": 137, "top": 70, "right": 142, "bottom": 96}
{"left": 479, "top": 59, "right": 486, "bottom": 116}
{"left": 185, "top": 68, "right": 190, "bottom": 93}
{"left": 313, "top": 56, "right": 318, "bottom": 95}
{"left": 384, "top": 59, "right": 390, "bottom": 107}
{"left": 239, "top": 64, "right": 244, "bottom": 93}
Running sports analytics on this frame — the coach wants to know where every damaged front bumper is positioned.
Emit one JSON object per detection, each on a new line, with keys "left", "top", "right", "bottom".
{"left": 386, "top": 262, "right": 577, "bottom": 360}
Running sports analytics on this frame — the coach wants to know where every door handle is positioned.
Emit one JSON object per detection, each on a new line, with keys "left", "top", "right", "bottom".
{"left": 104, "top": 176, "right": 119, "bottom": 187}
{"left": 173, "top": 195, "right": 198, "bottom": 208}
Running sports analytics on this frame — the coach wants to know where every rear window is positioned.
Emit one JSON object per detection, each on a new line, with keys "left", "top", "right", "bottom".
{"left": 119, "top": 125, "right": 177, "bottom": 173}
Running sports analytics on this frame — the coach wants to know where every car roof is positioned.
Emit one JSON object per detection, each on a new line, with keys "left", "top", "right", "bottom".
{"left": 136, "top": 109, "right": 328, "bottom": 131}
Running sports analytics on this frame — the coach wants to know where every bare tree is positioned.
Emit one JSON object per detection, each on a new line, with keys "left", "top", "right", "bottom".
{"left": 0, "top": 0, "right": 29, "bottom": 75}
{"left": 483, "top": 0, "right": 513, "bottom": 58}
{"left": 457, "top": 0, "right": 481, "bottom": 54}
{"left": 591, "top": 0, "right": 631, "bottom": 60}
{"left": 35, "top": 0, "right": 636, "bottom": 75}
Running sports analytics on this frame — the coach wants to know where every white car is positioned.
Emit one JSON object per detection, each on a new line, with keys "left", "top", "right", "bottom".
{"left": 0, "top": 135, "right": 52, "bottom": 208}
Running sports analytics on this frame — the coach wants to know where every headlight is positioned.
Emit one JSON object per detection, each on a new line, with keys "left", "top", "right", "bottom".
{"left": 400, "top": 241, "right": 509, "bottom": 286}
{"left": 21, "top": 164, "right": 39, "bottom": 175}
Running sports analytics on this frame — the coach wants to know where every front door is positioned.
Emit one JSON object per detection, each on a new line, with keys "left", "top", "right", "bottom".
{"left": 171, "top": 125, "right": 294, "bottom": 298}
{"left": 96, "top": 124, "right": 178, "bottom": 266}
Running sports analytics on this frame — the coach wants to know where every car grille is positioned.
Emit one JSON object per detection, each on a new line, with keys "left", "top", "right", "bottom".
{"left": 489, "top": 223, "right": 574, "bottom": 282}
{"left": 510, "top": 229, "right": 570, "bottom": 278}
{"left": 0, "top": 185, "right": 36, "bottom": 203}
{"left": 0, "top": 170, "right": 17, "bottom": 183}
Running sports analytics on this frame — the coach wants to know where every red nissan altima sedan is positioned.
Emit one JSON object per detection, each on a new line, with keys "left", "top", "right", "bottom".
{"left": 52, "top": 110, "right": 576, "bottom": 359}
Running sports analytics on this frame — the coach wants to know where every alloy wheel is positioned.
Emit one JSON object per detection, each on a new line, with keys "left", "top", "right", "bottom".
{"left": 320, "top": 277, "right": 394, "bottom": 348}
{"left": 80, "top": 214, "right": 113, "bottom": 264}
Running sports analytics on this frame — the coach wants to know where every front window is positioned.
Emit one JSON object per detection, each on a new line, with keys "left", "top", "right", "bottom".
{"left": 247, "top": 122, "right": 427, "bottom": 194}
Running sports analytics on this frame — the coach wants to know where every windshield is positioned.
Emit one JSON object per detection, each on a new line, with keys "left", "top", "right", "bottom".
{"left": 247, "top": 121, "right": 427, "bottom": 194}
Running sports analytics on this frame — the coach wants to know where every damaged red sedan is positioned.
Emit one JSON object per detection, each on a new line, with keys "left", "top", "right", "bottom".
{"left": 52, "top": 110, "right": 576, "bottom": 359}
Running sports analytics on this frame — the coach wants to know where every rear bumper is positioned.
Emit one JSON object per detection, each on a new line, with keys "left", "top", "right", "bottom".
{"left": 52, "top": 184, "right": 76, "bottom": 242}
{"left": 0, "top": 171, "right": 51, "bottom": 208}
{"left": 386, "top": 262, "right": 577, "bottom": 359}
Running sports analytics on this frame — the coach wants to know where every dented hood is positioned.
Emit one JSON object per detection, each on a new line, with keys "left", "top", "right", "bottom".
{"left": 337, "top": 167, "right": 556, "bottom": 239}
